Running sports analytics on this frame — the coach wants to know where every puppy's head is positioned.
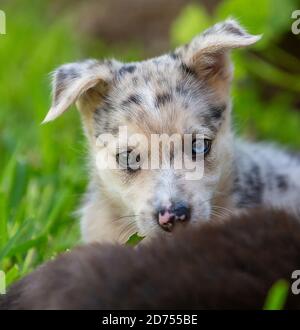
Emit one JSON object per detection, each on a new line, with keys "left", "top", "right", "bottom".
{"left": 44, "top": 20, "right": 260, "bottom": 239}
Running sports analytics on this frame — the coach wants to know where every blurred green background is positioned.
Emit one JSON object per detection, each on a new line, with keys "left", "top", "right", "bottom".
{"left": 0, "top": 0, "right": 300, "bottom": 285}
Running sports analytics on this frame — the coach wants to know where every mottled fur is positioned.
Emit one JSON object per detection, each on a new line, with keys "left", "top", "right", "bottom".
{"left": 1, "top": 209, "right": 300, "bottom": 310}
{"left": 43, "top": 19, "right": 300, "bottom": 243}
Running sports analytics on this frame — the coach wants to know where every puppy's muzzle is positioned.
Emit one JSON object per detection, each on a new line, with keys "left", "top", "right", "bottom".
{"left": 157, "top": 202, "right": 191, "bottom": 232}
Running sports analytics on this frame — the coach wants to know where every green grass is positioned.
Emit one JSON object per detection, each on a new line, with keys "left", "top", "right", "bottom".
{"left": 0, "top": 1, "right": 85, "bottom": 285}
{"left": 0, "top": 0, "right": 300, "bottom": 294}
{"left": 0, "top": 1, "right": 143, "bottom": 287}
{"left": 264, "top": 280, "right": 289, "bottom": 310}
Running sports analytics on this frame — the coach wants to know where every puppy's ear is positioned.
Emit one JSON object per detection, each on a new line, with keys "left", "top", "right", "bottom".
{"left": 177, "top": 19, "right": 261, "bottom": 81}
{"left": 43, "top": 59, "right": 122, "bottom": 123}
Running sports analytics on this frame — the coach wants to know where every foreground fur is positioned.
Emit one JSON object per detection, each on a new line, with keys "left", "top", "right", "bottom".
{"left": 42, "top": 19, "right": 300, "bottom": 244}
{"left": 2, "top": 209, "right": 300, "bottom": 310}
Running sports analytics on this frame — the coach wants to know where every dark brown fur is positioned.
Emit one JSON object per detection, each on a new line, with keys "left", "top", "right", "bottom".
{"left": 1, "top": 209, "right": 300, "bottom": 310}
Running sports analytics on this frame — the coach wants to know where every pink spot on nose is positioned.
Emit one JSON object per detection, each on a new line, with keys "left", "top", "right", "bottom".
{"left": 158, "top": 210, "right": 174, "bottom": 226}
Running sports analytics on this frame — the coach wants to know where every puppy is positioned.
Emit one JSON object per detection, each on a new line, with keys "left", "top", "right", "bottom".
{"left": 43, "top": 19, "right": 300, "bottom": 243}
{"left": 2, "top": 209, "right": 300, "bottom": 310}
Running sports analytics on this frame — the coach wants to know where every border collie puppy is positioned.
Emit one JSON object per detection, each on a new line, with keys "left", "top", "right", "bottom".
{"left": 43, "top": 19, "right": 300, "bottom": 244}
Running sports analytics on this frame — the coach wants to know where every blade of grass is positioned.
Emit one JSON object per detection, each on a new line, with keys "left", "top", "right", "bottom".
{"left": 263, "top": 279, "right": 289, "bottom": 310}
{"left": 127, "top": 233, "right": 145, "bottom": 246}
{"left": 0, "top": 192, "right": 8, "bottom": 248}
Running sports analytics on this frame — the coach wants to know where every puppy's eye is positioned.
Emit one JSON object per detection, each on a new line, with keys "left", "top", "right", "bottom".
{"left": 116, "top": 150, "right": 141, "bottom": 172}
{"left": 192, "top": 139, "right": 211, "bottom": 158}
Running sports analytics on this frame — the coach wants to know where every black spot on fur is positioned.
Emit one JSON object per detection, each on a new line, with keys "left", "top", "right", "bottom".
{"left": 94, "top": 106, "right": 111, "bottom": 136}
{"left": 175, "top": 84, "right": 188, "bottom": 97}
{"left": 233, "top": 162, "right": 264, "bottom": 208}
{"left": 209, "top": 105, "right": 226, "bottom": 120}
{"left": 55, "top": 68, "right": 79, "bottom": 101}
{"left": 56, "top": 70, "right": 69, "bottom": 83}
{"left": 122, "top": 94, "right": 142, "bottom": 107}
{"left": 67, "top": 67, "right": 80, "bottom": 80}
{"left": 224, "top": 23, "right": 245, "bottom": 36}
{"left": 93, "top": 96, "right": 120, "bottom": 136}
{"left": 276, "top": 175, "right": 289, "bottom": 191}
{"left": 170, "top": 52, "right": 180, "bottom": 60}
{"left": 94, "top": 107, "right": 102, "bottom": 125}
{"left": 180, "top": 63, "right": 197, "bottom": 78}
{"left": 202, "top": 108, "right": 226, "bottom": 133}
{"left": 155, "top": 93, "right": 172, "bottom": 108}
{"left": 118, "top": 65, "right": 137, "bottom": 77}
{"left": 202, "top": 117, "right": 219, "bottom": 133}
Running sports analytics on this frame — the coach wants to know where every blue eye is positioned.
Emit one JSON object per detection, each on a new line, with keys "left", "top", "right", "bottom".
{"left": 192, "top": 139, "right": 211, "bottom": 157}
{"left": 116, "top": 150, "right": 141, "bottom": 172}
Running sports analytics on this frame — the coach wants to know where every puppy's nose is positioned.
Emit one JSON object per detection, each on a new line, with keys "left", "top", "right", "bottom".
{"left": 157, "top": 202, "right": 191, "bottom": 232}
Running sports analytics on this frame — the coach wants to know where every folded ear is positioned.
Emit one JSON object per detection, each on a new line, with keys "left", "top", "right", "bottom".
{"left": 177, "top": 19, "right": 261, "bottom": 80}
{"left": 43, "top": 59, "right": 122, "bottom": 123}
